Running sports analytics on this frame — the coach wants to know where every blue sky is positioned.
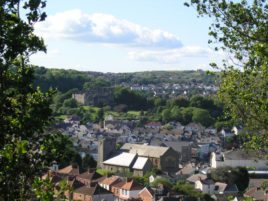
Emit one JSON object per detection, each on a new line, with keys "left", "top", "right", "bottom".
{"left": 31, "top": 0, "right": 224, "bottom": 72}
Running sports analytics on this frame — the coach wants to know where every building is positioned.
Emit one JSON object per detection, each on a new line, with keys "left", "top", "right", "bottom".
{"left": 139, "top": 187, "right": 154, "bottom": 201}
{"left": 121, "top": 143, "right": 179, "bottom": 172}
{"left": 72, "top": 87, "right": 115, "bottom": 106}
{"left": 102, "top": 152, "right": 138, "bottom": 173}
{"left": 114, "top": 179, "right": 144, "bottom": 201}
{"left": 162, "top": 141, "right": 192, "bottom": 163}
{"left": 132, "top": 157, "right": 153, "bottom": 177}
{"left": 98, "top": 138, "right": 116, "bottom": 167}
{"left": 99, "top": 176, "right": 121, "bottom": 191}
{"left": 73, "top": 184, "right": 114, "bottom": 201}
{"left": 210, "top": 150, "right": 268, "bottom": 170}
{"left": 76, "top": 169, "right": 103, "bottom": 185}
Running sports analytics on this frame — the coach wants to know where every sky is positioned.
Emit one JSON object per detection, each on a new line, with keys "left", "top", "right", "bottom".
{"left": 30, "top": 0, "right": 225, "bottom": 73}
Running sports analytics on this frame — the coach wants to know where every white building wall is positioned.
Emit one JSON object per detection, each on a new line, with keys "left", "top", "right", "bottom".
{"left": 195, "top": 180, "right": 203, "bottom": 192}
{"left": 210, "top": 152, "right": 268, "bottom": 170}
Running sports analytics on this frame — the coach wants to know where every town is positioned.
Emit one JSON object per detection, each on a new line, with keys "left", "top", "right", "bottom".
{"left": 1, "top": 0, "right": 267, "bottom": 200}
{"left": 44, "top": 111, "right": 268, "bottom": 201}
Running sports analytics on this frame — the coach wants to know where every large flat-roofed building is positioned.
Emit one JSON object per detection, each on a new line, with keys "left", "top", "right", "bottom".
{"left": 210, "top": 149, "right": 268, "bottom": 170}
{"left": 120, "top": 143, "right": 179, "bottom": 172}
{"left": 103, "top": 152, "right": 137, "bottom": 173}
{"left": 102, "top": 152, "right": 153, "bottom": 176}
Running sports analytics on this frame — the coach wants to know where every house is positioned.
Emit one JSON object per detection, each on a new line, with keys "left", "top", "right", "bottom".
{"left": 139, "top": 187, "right": 154, "bottom": 201}
{"left": 176, "top": 163, "right": 196, "bottom": 179}
{"left": 145, "top": 122, "right": 162, "bottom": 129}
{"left": 121, "top": 143, "right": 179, "bottom": 172}
{"left": 244, "top": 178, "right": 268, "bottom": 201}
{"left": 73, "top": 184, "right": 114, "bottom": 201}
{"left": 244, "top": 187, "right": 268, "bottom": 201}
{"left": 220, "top": 128, "right": 235, "bottom": 138}
{"left": 65, "top": 177, "right": 85, "bottom": 199}
{"left": 99, "top": 175, "right": 121, "bottom": 191}
{"left": 187, "top": 174, "right": 213, "bottom": 195}
{"left": 114, "top": 179, "right": 144, "bottom": 201}
{"left": 57, "top": 164, "right": 80, "bottom": 177}
{"left": 186, "top": 173, "right": 207, "bottom": 184}
{"left": 187, "top": 174, "right": 238, "bottom": 196}
{"left": 76, "top": 169, "right": 103, "bottom": 185}
{"left": 210, "top": 150, "right": 268, "bottom": 170}
{"left": 195, "top": 178, "right": 215, "bottom": 194}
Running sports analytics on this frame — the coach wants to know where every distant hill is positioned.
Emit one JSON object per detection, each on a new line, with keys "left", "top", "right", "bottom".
{"left": 33, "top": 66, "right": 219, "bottom": 93}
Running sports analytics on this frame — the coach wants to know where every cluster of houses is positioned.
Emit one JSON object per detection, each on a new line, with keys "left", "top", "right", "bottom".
{"left": 54, "top": 115, "right": 268, "bottom": 200}
{"left": 45, "top": 163, "right": 194, "bottom": 201}
{"left": 127, "top": 83, "right": 218, "bottom": 97}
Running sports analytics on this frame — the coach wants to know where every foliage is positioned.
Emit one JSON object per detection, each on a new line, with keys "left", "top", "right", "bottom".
{"left": 32, "top": 177, "right": 68, "bottom": 201}
{"left": 0, "top": 0, "right": 60, "bottom": 199}
{"left": 82, "top": 154, "right": 97, "bottom": 170}
{"left": 114, "top": 87, "right": 152, "bottom": 110}
{"left": 173, "top": 181, "right": 204, "bottom": 198}
{"left": 192, "top": 108, "right": 214, "bottom": 127}
{"left": 186, "top": 0, "right": 268, "bottom": 149}
{"left": 170, "top": 96, "right": 189, "bottom": 107}
{"left": 43, "top": 132, "right": 77, "bottom": 168}
{"left": 34, "top": 67, "right": 89, "bottom": 93}
{"left": 34, "top": 67, "right": 218, "bottom": 91}
{"left": 96, "top": 168, "right": 112, "bottom": 176}
{"left": 83, "top": 78, "right": 110, "bottom": 90}
{"left": 151, "top": 178, "right": 173, "bottom": 189}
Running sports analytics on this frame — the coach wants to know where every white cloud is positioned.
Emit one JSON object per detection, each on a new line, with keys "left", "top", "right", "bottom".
{"left": 35, "top": 10, "right": 182, "bottom": 48}
{"left": 128, "top": 46, "right": 214, "bottom": 63}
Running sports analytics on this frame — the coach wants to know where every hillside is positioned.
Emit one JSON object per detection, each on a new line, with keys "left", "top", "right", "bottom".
{"left": 33, "top": 66, "right": 219, "bottom": 93}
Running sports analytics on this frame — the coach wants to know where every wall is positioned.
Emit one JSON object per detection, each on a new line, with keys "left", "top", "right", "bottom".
{"left": 160, "top": 148, "right": 179, "bottom": 172}
{"left": 72, "top": 93, "right": 86, "bottom": 104}
{"left": 98, "top": 138, "right": 116, "bottom": 167}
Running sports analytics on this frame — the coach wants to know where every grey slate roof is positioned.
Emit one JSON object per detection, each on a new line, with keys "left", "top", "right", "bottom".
{"left": 163, "top": 141, "right": 191, "bottom": 153}
{"left": 121, "top": 143, "right": 170, "bottom": 158}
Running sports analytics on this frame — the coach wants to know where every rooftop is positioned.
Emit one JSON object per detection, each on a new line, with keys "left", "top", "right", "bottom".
{"left": 57, "top": 165, "right": 79, "bottom": 176}
{"left": 121, "top": 143, "right": 170, "bottom": 158}
{"left": 224, "top": 149, "right": 267, "bottom": 160}
{"left": 132, "top": 157, "right": 149, "bottom": 170}
{"left": 103, "top": 152, "right": 137, "bottom": 167}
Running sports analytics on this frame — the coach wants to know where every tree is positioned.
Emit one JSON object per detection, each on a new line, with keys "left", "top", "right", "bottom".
{"left": 0, "top": 0, "right": 58, "bottom": 199}
{"left": 180, "top": 107, "right": 194, "bottom": 125}
{"left": 171, "top": 96, "right": 189, "bottom": 108}
{"left": 44, "top": 133, "right": 77, "bottom": 168}
{"left": 211, "top": 167, "right": 249, "bottom": 191}
{"left": 186, "top": 0, "right": 268, "bottom": 149}
{"left": 192, "top": 108, "right": 214, "bottom": 127}
{"left": 63, "top": 98, "right": 78, "bottom": 108}
{"left": 162, "top": 108, "right": 172, "bottom": 123}
{"left": 82, "top": 154, "right": 97, "bottom": 170}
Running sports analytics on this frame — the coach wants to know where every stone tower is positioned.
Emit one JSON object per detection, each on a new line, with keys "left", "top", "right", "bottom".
{"left": 97, "top": 138, "right": 116, "bottom": 167}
